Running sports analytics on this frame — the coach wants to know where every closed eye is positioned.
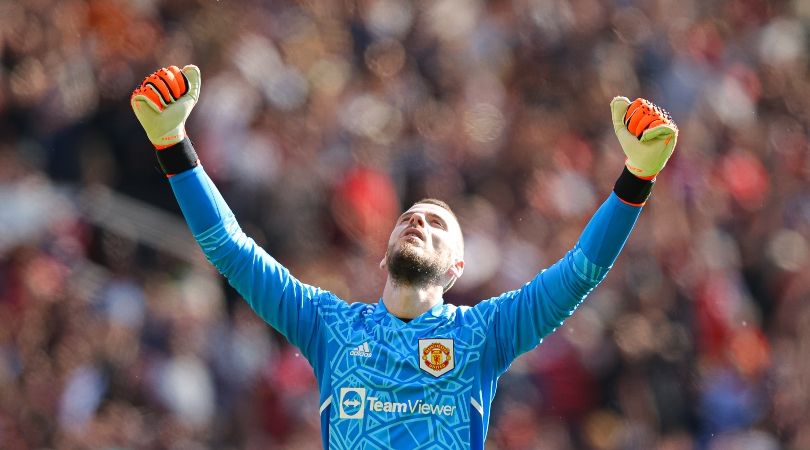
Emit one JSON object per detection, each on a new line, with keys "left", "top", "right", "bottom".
{"left": 429, "top": 217, "right": 446, "bottom": 229}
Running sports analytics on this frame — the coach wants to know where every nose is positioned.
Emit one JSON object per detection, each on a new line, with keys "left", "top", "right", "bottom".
{"left": 408, "top": 213, "right": 426, "bottom": 227}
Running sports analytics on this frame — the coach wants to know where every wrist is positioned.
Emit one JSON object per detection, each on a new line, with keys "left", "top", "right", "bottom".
{"left": 624, "top": 159, "right": 659, "bottom": 180}
{"left": 151, "top": 127, "right": 186, "bottom": 150}
{"left": 155, "top": 138, "right": 199, "bottom": 177}
{"left": 614, "top": 166, "right": 655, "bottom": 206}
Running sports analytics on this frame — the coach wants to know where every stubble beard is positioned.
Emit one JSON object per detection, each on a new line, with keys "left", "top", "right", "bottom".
{"left": 387, "top": 242, "right": 449, "bottom": 288}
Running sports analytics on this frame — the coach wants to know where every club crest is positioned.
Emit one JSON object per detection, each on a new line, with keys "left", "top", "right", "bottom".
{"left": 419, "top": 338, "right": 454, "bottom": 377}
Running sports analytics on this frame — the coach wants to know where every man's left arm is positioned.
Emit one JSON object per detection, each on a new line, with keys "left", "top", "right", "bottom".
{"left": 488, "top": 96, "right": 678, "bottom": 368}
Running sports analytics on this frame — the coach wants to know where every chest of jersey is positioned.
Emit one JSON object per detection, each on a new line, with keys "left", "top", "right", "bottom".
{"left": 323, "top": 309, "right": 484, "bottom": 448}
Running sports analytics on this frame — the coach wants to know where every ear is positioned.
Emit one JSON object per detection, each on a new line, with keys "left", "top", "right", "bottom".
{"left": 380, "top": 252, "right": 388, "bottom": 271}
{"left": 448, "top": 259, "right": 464, "bottom": 279}
{"left": 442, "top": 259, "right": 465, "bottom": 293}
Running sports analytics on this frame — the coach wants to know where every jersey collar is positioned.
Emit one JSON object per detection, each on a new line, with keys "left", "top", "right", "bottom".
{"left": 374, "top": 298, "right": 449, "bottom": 328}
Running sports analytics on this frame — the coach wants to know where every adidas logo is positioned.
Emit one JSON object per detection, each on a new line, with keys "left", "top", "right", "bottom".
{"left": 349, "top": 342, "right": 372, "bottom": 358}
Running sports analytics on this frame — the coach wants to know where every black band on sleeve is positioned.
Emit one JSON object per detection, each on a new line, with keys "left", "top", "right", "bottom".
{"left": 155, "top": 138, "right": 199, "bottom": 176}
{"left": 613, "top": 167, "right": 654, "bottom": 205}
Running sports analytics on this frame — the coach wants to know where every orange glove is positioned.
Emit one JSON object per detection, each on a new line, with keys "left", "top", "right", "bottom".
{"left": 610, "top": 97, "right": 678, "bottom": 179}
{"left": 131, "top": 65, "right": 201, "bottom": 149}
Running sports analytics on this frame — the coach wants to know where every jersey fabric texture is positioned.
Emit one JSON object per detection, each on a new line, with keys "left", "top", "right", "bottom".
{"left": 169, "top": 165, "right": 643, "bottom": 449}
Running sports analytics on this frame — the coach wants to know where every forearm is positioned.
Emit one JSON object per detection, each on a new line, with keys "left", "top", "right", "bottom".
{"left": 166, "top": 149, "right": 322, "bottom": 353}
{"left": 577, "top": 167, "right": 650, "bottom": 268}
{"left": 164, "top": 153, "right": 266, "bottom": 298}
{"left": 491, "top": 96, "right": 678, "bottom": 369}
{"left": 130, "top": 65, "right": 327, "bottom": 361}
{"left": 495, "top": 169, "right": 651, "bottom": 360}
{"left": 168, "top": 161, "right": 232, "bottom": 236}
{"left": 546, "top": 168, "right": 650, "bottom": 306}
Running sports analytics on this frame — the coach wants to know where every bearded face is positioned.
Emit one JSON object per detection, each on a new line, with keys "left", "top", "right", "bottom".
{"left": 386, "top": 239, "right": 451, "bottom": 287}
{"left": 382, "top": 202, "right": 464, "bottom": 291}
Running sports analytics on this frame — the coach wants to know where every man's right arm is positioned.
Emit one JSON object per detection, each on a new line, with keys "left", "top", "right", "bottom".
{"left": 169, "top": 160, "right": 327, "bottom": 358}
{"left": 130, "top": 65, "right": 330, "bottom": 362}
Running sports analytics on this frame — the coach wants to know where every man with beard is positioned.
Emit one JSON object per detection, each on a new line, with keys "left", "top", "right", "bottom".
{"left": 131, "top": 65, "right": 677, "bottom": 449}
{"left": 382, "top": 198, "right": 465, "bottom": 319}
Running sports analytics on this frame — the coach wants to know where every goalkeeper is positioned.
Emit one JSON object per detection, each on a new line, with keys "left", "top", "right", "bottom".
{"left": 131, "top": 65, "right": 677, "bottom": 449}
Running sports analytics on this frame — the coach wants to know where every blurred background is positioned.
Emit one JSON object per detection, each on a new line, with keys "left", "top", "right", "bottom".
{"left": 1, "top": 0, "right": 809, "bottom": 448}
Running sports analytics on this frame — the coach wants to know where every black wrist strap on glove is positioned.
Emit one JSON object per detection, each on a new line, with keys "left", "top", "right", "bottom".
{"left": 613, "top": 167, "right": 654, "bottom": 206}
{"left": 156, "top": 138, "right": 199, "bottom": 176}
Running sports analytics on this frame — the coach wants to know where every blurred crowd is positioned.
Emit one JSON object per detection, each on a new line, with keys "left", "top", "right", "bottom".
{"left": 1, "top": 0, "right": 810, "bottom": 448}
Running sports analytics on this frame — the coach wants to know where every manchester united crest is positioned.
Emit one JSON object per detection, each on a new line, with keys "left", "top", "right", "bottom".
{"left": 419, "top": 338, "right": 455, "bottom": 377}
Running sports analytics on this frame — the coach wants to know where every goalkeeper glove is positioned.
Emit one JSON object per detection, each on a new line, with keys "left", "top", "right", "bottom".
{"left": 131, "top": 65, "right": 201, "bottom": 149}
{"left": 610, "top": 96, "right": 678, "bottom": 179}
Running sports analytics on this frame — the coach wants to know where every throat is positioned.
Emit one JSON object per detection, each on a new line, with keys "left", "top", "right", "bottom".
{"left": 382, "top": 281, "right": 444, "bottom": 321}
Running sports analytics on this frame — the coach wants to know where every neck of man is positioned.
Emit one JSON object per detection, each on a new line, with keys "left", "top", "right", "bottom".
{"left": 381, "top": 276, "right": 444, "bottom": 319}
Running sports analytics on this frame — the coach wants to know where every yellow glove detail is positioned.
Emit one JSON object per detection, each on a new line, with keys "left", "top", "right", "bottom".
{"left": 131, "top": 65, "right": 201, "bottom": 149}
{"left": 610, "top": 96, "right": 678, "bottom": 179}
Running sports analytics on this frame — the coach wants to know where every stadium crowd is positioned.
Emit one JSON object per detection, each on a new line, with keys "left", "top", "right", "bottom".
{"left": 1, "top": 0, "right": 809, "bottom": 448}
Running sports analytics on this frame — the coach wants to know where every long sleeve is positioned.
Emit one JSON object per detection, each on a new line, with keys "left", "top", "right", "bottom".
{"left": 485, "top": 192, "right": 642, "bottom": 371}
{"left": 168, "top": 165, "right": 336, "bottom": 366}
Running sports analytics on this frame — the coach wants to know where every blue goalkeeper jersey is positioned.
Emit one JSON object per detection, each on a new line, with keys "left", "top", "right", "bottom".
{"left": 169, "top": 165, "right": 642, "bottom": 449}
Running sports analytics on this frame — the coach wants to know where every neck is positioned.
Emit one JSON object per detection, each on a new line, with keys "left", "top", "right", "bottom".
{"left": 381, "top": 277, "right": 444, "bottom": 319}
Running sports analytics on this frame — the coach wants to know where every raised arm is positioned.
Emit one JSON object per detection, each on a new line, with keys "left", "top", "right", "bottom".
{"left": 129, "top": 65, "right": 334, "bottom": 363}
{"left": 487, "top": 96, "right": 678, "bottom": 370}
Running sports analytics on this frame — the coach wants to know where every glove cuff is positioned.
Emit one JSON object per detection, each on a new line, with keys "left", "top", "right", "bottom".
{"left": 156, "top": 138, "right": 199, "bottom": 177}
{"left": 613, "top": 167, "right": 654, "bottom": 206}
{"left": 152, "top": 126, "right": 185, "bottom": 150}
{"left": 624, "top": 159, "right": 659, "bottom": 180}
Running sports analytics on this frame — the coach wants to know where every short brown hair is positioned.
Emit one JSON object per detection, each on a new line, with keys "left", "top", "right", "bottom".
{"left": 411, "top": 198, "right": 458, "bottom": 222}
